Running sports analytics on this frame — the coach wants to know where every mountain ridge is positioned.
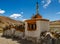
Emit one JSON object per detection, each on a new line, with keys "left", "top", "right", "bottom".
{"left": 0, "top": 16, "right": 23, "bottom": 28}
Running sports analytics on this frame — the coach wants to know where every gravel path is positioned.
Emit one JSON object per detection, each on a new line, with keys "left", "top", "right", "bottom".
{"left": 0, "top": 33, "right": 35, "bottom": 44}
{"left": 0, "top": 33, "right": 20, "bottom": 44}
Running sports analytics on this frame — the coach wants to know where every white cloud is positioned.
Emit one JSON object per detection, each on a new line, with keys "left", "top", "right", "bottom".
{"left": 41, "top": 0, "right": 51, "bottom": 8}
{"left": 59, "top": 0, "right": 60, "bottom": 3}
{"left": 41, "top": 0, "right": 45, "bottom": 4}
{"left": 22, "top": 19, "right": 27, "bottom": 21}
{"left": 0, "top": 9, "right": 5, "bottom": 14}
{"left": 56, "top": 12, "right": 60, "bottom": 14}
{"left": 10, "top": 12, "right": 27, "bottom": 21}
{"left": 10, "top": 14, "right": 22, "bottom": 18}
{"left": 21, "top": 12, "right": 23, "bottom": 14}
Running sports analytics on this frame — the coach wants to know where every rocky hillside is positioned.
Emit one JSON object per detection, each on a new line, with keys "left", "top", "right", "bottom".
{"left": 50, "top": 20, "right": 60, "bottom": 25}
{"left": 0, "top": 16, "right": 24, "bottom": 28}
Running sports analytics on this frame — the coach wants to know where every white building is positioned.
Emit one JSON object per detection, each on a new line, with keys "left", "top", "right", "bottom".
{"left": 25, "top": 2, "right": 49, "bottom": 42}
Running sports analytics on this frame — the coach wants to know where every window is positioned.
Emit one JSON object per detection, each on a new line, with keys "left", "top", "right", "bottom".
{"left": 28, "top": 23, "right": 36, "bottom": 31}
{"left": 31, "top": 24, "right": 33, "bottom": 29}
{"left": 34, "top": 24, "right": 36, "bottom": 29}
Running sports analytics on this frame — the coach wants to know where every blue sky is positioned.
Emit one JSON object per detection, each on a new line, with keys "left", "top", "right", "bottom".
{"left": 0, "top": 0, "right": 60, "bottom": 21}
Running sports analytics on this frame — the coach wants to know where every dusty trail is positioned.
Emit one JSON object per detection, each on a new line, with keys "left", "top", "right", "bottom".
{"left": 0, "top": 33, "right": 20, "bottom": 44}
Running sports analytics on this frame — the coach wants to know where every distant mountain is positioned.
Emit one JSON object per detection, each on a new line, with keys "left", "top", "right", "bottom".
{"left": 0, "top": 16, "right": 24, "bottom": 28}
{"left": 50, "top": 20, "right": 60, "bottom": 25}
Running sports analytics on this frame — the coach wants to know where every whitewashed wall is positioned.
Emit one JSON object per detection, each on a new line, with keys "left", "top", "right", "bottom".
{"left": 3, "top": 29, "right": 11, "bottom": 36}
{"left": 14, "top": 31, "right": 24, "bottom": 38}
{"left": 37, "top": 21, "right": 49, "bottom": 32}
{"left": 3, "top": 30, "right": 7, "bottom": 36}
{"left": 6, "top": 29, "right": 11, "bottom": 36}
{"left": 3, "top": 28, "right": 16, "bottom": 37}
{"left": 25, "top": 20, "right": 49, "bottom": 40}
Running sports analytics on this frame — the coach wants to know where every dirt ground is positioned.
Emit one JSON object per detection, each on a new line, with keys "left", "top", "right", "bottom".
{"left": 0, "top": 33, "right": 34, "bottom": 44}
{"left": 0, "top": 33, "right": 20, "bottom": 44}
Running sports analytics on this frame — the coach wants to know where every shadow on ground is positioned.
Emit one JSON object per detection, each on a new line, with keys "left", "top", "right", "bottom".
{"left": 17, "top": 39, "right": 35, "bottom": 44}
{"left": 2, "top": 36, "right": 35, "bottom": 44}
